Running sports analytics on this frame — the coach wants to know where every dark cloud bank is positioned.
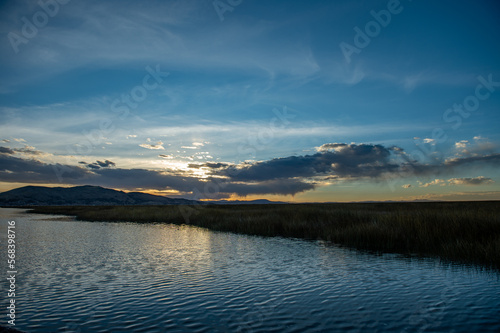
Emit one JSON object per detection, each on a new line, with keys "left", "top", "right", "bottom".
{"left": 1, "top": 143, "right": 499, "bottom": 198}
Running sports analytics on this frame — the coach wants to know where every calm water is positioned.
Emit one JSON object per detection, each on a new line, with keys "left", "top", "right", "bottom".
{"left": 1, "top": 208, "right": 499, "bottom": 332}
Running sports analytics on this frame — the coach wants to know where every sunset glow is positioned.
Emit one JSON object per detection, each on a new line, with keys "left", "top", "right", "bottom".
{"left": 1, "top": 0, "right": 499, "bottom": 202}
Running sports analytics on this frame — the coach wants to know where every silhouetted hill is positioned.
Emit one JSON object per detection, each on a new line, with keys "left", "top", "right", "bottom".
{"left": 0, "top": 185, "right": 196, "bottom": 206}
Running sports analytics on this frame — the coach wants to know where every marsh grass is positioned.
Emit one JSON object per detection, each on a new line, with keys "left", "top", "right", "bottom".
{"left": 28, "top": 201, "right": 500, "bottom": 270}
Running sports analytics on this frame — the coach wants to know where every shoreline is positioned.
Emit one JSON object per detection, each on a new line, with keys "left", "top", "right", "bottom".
{"left": 22, "top": 201, "right": 500, "bottom": 271}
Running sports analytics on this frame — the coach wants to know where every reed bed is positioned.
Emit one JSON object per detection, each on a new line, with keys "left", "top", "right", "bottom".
{"left": 29, "top": 201, "right": 500, "bottom": 270}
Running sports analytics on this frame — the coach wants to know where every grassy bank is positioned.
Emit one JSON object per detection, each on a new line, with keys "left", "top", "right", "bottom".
{"left": 28, "top": 201, "right": 500, "bottom": 270}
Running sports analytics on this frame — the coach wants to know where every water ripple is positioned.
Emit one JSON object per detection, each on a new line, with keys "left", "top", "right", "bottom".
{"left": 0, "top": 208, "right": 499, "bottom": 332}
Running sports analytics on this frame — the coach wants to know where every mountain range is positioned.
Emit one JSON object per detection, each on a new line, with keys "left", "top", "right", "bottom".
{"left": 0, "top": 185, "right": 197, "bottom": 206}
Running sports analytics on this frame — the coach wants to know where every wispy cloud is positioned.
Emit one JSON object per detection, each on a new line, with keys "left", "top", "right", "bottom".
{"left": 418, "top": 179, "right": 446, "bottom": 188}
{"left": 12, "top": 145, "right": 45, "bottom": 156}
{"left": 448, "top": 177, "right": 494, "bottom": 186}
{"left": 417, "top": 176, "right": 495, "bottom": 188}
{"left": 139, "top": 141, "right": 165, "bottom": 150}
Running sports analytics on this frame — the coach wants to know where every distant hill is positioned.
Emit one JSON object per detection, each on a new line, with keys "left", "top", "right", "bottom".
{"left": 0, "top": 185, "right": 197, "bottom": 206}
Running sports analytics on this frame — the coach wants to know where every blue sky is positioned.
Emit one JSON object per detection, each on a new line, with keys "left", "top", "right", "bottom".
{"left": 0, "top": 0, "right": 499, "bottom": 202}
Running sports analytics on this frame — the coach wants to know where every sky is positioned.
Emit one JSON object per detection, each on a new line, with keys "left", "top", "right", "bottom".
{"left": 0, "top": 0, "right": 499, "bottom": 202}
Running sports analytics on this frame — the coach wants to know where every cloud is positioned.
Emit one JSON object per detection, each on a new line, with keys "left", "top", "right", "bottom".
{"left": 139, "top": 141, "right": 165, "bottom": 150}
{"left": 0, "top": 152, "right": 312, "bottom": 196}
{"left": 159, "top": 154, "right": 174, "bottom": 159}
{"left": 417, "top": 176, "right": 495, "bottom": 187}
{"left": 0, "top": 147, "right": 14, "bottom": 154}
{"left": 0, "top": 153, "right": 203, "bottom": 192}
{"left": 1, "top": 142, "right": 499, "bottom": 199}
{"left": 317, "top": 143, "right": 349, "bottom": 152}
{"left": 80, "top": 160, "right": 116, "bottom": 170}
{"left": 0, "top": 154, "right": 92, "bottom": 183}
{"left": 455, "top": 140, "right": 468, "bottom": 149}
{"left": 86, "top": 168, "right": 205, "bottom": 192}
{"left": 423, "top": 138, "right": 435, "bottom": 144}
{"left": 401, "top": 153, "right": 500, "bottom": 177}
{"left": 216, "top": 179, "right": 315, "bottom": 197}
{"left": 12, "top": 145, "right": 44, "bottom": 156}
{"left": 1, "top": 145, "right": 47, "bottom": 156}
{"left": 219, "top": 143, "right": 399, "bottom": 182}
{"left": 188, "top": 162, "right": 229, "bottom": 169}
{"left": 448, "top": 177, "right": 494, "bottom": 186}
{"left": 87, "top": 170, "right": 313, "bottom": 196}
{"left": 418, "top": 179, "right": 446, "bottom": 187}
{"left": 444, "top": 154, "right": 500, "bottom": 168}
{"left": 452, "top": 137, "right": 498, "bottom": 158}
{"left": 200, "top": 143, "right": 500, "bottom": 193}
{"left": 96, "top": 160, "right": 115, "bottom": 168}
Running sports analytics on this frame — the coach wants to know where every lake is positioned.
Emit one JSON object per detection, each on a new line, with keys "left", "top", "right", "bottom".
{"left": 1, "top": 208, "right": 499, "bottom": 332}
